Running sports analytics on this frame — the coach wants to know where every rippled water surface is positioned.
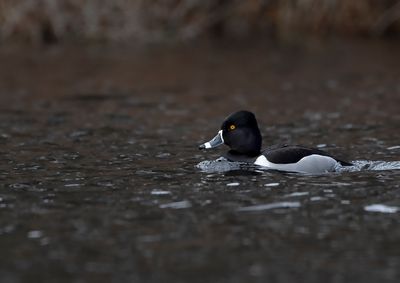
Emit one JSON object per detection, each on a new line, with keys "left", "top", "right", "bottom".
{"left": 0, "top": 41, "right": 400, "bottom": 282}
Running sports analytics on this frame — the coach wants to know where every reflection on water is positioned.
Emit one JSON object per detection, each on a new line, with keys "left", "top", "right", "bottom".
{"left": 1, "top": 41, "right": 400, "bottom": 282}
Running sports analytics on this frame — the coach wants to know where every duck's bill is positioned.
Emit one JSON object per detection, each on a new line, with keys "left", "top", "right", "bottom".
{"left": 199, "top": 130, "right": 224, "bottom": 150}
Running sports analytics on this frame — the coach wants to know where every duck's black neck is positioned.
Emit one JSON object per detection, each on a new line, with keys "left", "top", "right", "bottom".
{"left": 223, "top": 150, "right": 260, "bottom": 163}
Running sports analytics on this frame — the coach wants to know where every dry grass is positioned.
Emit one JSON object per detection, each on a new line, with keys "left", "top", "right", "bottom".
{"left": 0, "top": 0, "right": 399, "bottom": 44}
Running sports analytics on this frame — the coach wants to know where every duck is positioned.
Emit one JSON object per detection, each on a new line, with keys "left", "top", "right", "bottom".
{"left": 198, "top": 110, "right": 352, "bottom": 173}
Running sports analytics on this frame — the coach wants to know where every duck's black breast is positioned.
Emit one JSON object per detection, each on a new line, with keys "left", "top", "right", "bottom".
{"left": 262, "top": 144, "right": 352, "bottom": 166}
{"left": 223, "top": 150, "right": 259, "bottom": 163}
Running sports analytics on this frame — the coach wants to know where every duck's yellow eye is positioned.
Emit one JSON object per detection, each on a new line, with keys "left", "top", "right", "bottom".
{"left": 229, "top": 124, "right": 236, "bottom": 130}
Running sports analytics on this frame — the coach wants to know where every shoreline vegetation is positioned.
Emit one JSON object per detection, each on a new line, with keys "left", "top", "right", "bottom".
{"left": 0, "top": 0, "right": 399, "bottom": 44}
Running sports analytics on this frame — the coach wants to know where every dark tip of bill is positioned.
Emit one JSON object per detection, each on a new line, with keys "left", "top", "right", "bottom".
{"left": 198, "top": 144, "right": 206, "bottom": 150}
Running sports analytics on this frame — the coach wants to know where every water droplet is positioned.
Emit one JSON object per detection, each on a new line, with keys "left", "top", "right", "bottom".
{"left": 159, "top": 200, "right": 191, "bottom": 209}
{"left": 64, "top": 183, "right": 81, "bottom": 187}
{"left": 387, "top": 145, "right": 400, "bottom": 150}
{"left": 238, "top": 201, "right": 301, "bottom": 212}
{"left": 364, "top": 204, "right": 399, "bottom": 213}
{"left": 283, "top": 192, "right": 309, "bottom": 198}
{"left": 151, "top": 190, "right": 171, "bottom": 195}
{"left": 27, "top": 230, "right": 43, "bottom": 239}
{"left": 264, "top": 183, "right": 279, "bottom": 187}
{"left": 310, "top": 196, "right": 325, "bottom": 201}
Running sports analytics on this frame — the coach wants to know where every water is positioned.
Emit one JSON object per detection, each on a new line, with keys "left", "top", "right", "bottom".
{"left": 1, "top": 40, "right": 400, "bottom": 283}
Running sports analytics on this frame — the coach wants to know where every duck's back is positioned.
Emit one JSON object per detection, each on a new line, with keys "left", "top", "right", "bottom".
{"left": 253, "top": 145, "right": 352, "bottom": 173}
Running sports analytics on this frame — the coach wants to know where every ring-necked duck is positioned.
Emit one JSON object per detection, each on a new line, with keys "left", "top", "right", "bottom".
{"left": 199, "top": 110, "right": 352, "bottom": 173}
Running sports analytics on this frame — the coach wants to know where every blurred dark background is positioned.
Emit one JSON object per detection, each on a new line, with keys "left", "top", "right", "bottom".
{"left": 0, "top": 0, "right": 399, "bottom": 44}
